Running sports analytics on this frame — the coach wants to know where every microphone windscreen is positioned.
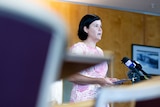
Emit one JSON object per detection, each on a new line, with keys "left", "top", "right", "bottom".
{"left": 121, "top": 57, "right": 129, "bottom": 63}
{"left": 122, "top": 57, "right": 134, "bottom": 68}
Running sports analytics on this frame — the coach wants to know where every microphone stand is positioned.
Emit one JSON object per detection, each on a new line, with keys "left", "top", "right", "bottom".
{"left": 127, "top": 70, "right": 141, "bottom": 84}
{"left": 132, "top": 60, "right": 151, "bottom": 79}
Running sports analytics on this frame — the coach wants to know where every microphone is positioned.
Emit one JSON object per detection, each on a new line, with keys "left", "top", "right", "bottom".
{"left": 121, "top": 57, "right": 140, "bottom": 73}
{"left": 121, "top": 57, "right": 149, "bottom": 83}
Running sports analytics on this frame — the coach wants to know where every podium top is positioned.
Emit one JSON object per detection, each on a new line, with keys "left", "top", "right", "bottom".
{"left": 60, "top": 53, "right": 111, "bottom": 79}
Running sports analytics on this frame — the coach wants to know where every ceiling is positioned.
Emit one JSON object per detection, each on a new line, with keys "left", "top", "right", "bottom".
{"left": 60, "top": 0, "right": 160, "bottom": 16}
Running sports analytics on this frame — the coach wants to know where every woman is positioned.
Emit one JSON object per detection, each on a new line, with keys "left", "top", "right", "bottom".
{"left": 67, "top": 14, "right": 118, "bottom": 104}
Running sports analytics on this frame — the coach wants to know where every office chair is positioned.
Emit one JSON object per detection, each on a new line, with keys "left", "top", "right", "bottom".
{"left": 0, "top": 1, "right": 67, "bottom": 107}
{"left": 95, "top": 76, "right": 160, "bottom": 107}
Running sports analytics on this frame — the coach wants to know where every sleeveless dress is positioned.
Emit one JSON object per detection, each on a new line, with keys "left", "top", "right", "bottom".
{"left": 69, "top": 42, "right": 108, "bottom": 103}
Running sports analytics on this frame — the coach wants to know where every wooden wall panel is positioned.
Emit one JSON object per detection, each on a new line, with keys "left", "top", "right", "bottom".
{"left": 45, "top": 0, "right": 160, "bottom": 79}
{"left": 144, "top": 15, "right": 160, "bottom": 47}
{"left": 47, "top": 0, "right": 88, "bottom": 46}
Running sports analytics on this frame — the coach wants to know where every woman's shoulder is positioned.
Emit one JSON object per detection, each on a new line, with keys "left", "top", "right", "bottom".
{"left": 96, "top": 46, "right": 104, "bottom": 55}
{"left": 69, "top": 42, "right": 86, "bottom": 54}
{"left": 72, "top": 42, "right": 85, "bottom": 47}
{"left": 96, "top": 46, "right": 103, "bottom": 52}
{"left": 70, "top": 42, "right": 87, "bottom": 49}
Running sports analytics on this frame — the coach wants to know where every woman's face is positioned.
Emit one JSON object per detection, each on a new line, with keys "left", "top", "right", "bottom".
{"left": 85, "top": 20, "right": 102, "bottom": 41}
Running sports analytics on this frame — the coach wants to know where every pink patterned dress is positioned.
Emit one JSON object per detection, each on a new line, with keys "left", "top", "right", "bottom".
{"left": 69, "top": 42, "right": 108, "bottom": 103}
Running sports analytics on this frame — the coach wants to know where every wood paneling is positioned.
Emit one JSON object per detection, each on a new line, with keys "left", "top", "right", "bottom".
{"left": 45, "top": 1, "right": 160, "bottom": 77}
{"left": 144, "top": 15, "right": 160, "bottom": 46}
{"left": 46, "top": 0, "right": 88, "bottom": 46}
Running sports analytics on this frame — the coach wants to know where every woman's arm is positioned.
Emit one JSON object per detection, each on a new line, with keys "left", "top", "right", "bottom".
{"left": 67, "top": 73, "right": 113, "bottom": 86}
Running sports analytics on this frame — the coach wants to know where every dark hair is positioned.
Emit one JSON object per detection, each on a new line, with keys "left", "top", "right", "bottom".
{"left": 78, "top": 14, "right": 101, "bottom": 40}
